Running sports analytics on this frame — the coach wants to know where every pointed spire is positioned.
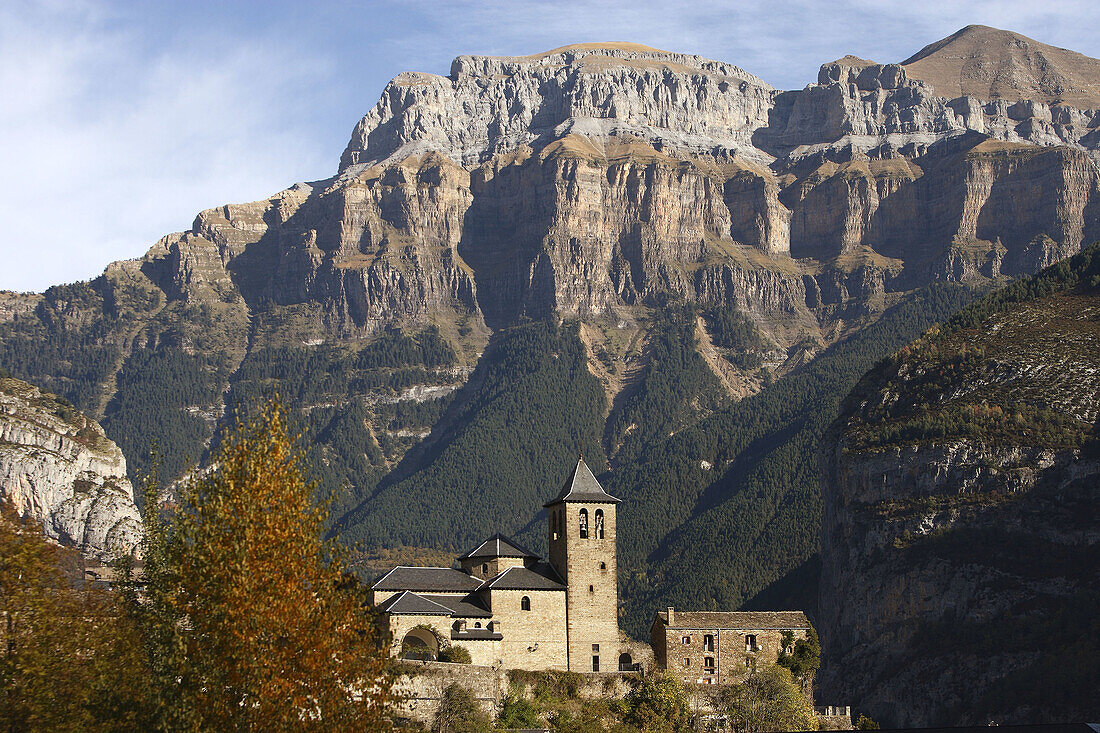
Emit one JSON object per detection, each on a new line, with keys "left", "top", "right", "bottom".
{"left": 544, "top": 457, "right": 621, "bottom": 507}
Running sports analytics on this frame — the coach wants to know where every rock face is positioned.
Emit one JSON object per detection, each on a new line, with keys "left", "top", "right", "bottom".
{"left": 818, "top": 248, "right": 1100, "bottom": 726}
{"left": 0, "top": 376, "right": 142, "bottom": 560}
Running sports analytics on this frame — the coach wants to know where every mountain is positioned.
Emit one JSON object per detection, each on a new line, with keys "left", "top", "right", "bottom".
{"left": 0, "top": 28, "right": 1098, "bottom": 636}
{"left": 902, "top": 25, "right": 1100, "bottom": 109}
{"left": 819, "top": 244, "right": 1100, "bottom": 725}
{"left": 0, "top": 372, "right": 142, "bottom": 560}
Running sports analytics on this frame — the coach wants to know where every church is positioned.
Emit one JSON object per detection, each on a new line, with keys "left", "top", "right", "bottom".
{"left": 369, "top": 458, "right": 643, "bottom": 672}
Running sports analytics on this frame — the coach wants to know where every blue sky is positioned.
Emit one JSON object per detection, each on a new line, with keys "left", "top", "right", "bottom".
{"left": 2, "top": 0, "right": 1099, "bottom": 292}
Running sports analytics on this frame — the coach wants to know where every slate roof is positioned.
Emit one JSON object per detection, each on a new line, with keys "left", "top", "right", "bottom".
{"left": 376, "top": 591, "right": 454, "bottom": 616}
{"left": 451, "top": 628, "right": 503, "bottom": 641}
{"left": 419, "top": 594, "right": 492, "bottom": 618}
{"left": 479, "top": 562, "right": 566, "bottom": 591}
{"left": 654, "top": 610, "right": 811, "bottom": 630}
{"left": 458, "top": 533, "right": 537, "bottom": 560}
{"left": 371, "top": 566, "right": 483, "bottom": 593}
{"left": 544, "top": 458, "right": 621, "bottom": 506}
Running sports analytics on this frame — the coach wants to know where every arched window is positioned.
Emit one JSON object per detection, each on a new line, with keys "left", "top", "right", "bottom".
{"left": 578, "top": 508, "right": 589, "bottom": 538}
{"left": 481, "top": 563, "right": 488, "bottom": 575}
{"left": 599, "top": 562, "right": 606, "bottom": 570}
{"left": 619, "top": 653, "right": 634, "bottom": 671}
{"left": 594, "top": 509, "right": 604, "bottom": 539}
{"left": 521, "top": 596, "right": 531, "bottom": 611}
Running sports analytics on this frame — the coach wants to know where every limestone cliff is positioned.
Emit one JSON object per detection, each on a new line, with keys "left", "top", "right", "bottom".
{"left": 818, "top": 246, "right": 1100, "bottom": 725}
{"left": 0, "top": 376, "right": 142, "bottom": 560}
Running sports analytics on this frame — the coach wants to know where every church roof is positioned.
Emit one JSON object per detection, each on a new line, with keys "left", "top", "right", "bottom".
{"left": 544, "top": 458, "right": 620, "bottom": 507}
{"left": 371, "top": 566, "right": 483, "bottom": 593}
{"left": 654, "top": 610, "right": 811, "bottom": 631}
{"left": 478, "top": 562, "right": 566, "bottom": 591}
{"left": 458, "top": 533, "right": 538, "bottom": 560}
{"left": 376, "top": 590, "right": 454, "bottom": 616}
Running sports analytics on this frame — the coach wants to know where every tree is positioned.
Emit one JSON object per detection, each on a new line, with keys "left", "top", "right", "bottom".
{"left": 777, "top": 627, "right": 821, "bottom": 683}
{"left": 134, "top": 399, "right": 392, "bottom": 731}
{"left": 496, "top": 685, "right": 542, "bottom": 729}
{"left": 0, "top": 502, "right": 149, "bottom": 731}
{"left": 855, "top": 714, "right": 880, "bottom": 729}
{"left": 433, "top": 683, "right": 492, "bottom": 733}
{"left": 623, "top": 672, "right": 693, "bottom": 732}
{"left": 709, "top": 665, "right": 816, "bottom": 733}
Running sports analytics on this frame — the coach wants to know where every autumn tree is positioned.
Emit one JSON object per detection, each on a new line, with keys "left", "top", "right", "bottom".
{"left": 622, "top": 672, "right": 693, "bottom": 732}
{"left": 709, "top": 665, "right": 816, "bottom": 733}
{"left": 0, "top": 503, "right": 149, "bottom": 731}
{"left": 134, "top": 399, "right": 392, "bottom": 731}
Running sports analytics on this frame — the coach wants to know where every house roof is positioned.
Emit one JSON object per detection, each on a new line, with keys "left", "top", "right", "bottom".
{"left": 479, "top": 562, "right": 566, "bottom": 591}
{"left": 654, "top": 610, "right": 812, "bottom": 631}
{"left": 371, "top": 566, "right": 483, "bottom": 593}
{"left": 376, "top": 591, "right": 455, "bottom": 616}
{"left": 544, "top": 458, "right": 620, "bottom": 506}
{"left": 458, "top": 533, "right": 537, "bottom": 560}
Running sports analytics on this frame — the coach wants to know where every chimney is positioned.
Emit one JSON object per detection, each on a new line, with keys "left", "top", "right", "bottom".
{"left": 667, "top": 606, "right": 675, "bottom": 626}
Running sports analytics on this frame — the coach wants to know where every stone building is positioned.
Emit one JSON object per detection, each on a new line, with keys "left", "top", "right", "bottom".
{"left": 370, "top": 458, "right": 645, "bottom": 672}
{"left": 650, "top": 609, "right": 811, "bottom": 686}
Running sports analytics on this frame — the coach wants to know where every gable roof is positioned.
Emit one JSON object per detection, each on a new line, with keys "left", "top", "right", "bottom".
{"left": 479, "top": 562, "right": 566, "bottom": 591}
{"left": 654, "top": 610, "right": 811, "bottom": 631}
{"left": 458, "top": 533, "right": 537, "bottom": 560}
{"left": 376, "top": 590, "right": 455, "bottom": 616}
{"left": 371, "top": 566, "right": 483, "bottom": 593}
{"left": 544, "top": 458, "right": 620, "bottom": 506}
{"left": 419, "top": 594, "right": 493, "bottom": 618}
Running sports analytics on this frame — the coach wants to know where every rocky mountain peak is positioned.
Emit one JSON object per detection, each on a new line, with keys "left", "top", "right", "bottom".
{"left": 901, "top": 24, "right": 1100, "bottom": 108}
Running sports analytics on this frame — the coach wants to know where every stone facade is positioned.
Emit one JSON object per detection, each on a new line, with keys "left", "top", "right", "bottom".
{"left": 650, "top": 609, "right": 811, "bottom": 686}
{"left": 372, "top": 459, "right": 647, "bottom": 673}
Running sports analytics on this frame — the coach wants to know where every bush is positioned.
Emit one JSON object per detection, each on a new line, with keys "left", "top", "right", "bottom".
{"left": 433, "top": 683, "right": 492, "bottom": 733}
{"left": 439, "top": 644, "right": 473, "bottom": 664}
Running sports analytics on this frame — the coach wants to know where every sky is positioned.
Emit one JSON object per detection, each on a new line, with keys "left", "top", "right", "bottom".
{"left": 2, "top": 0, "right": 1099, "bottom": 292}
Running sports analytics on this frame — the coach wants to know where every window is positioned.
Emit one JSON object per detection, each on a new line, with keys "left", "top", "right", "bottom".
{"left": 521, "top": 596, "right": 531, "bottom": 611}
{"left": 703, "top": 634, "right": 714, "bottom": 651}
{"left": 579, "top": 508, "right": 589, "bottom": 538}
{"left": 618, "top": 653, "right": 633, "bottom": 672}
{"left": 681, "top": 636, "right": 691, "bottom": 645}
{"left": 592, "top": 644, "right": 600, "bottom": 653}
{"left": 589, "top": 584, "right": 594, "bottom": 593}
{"left": 683, "top": 658, "right": 691, "bottom": 668}
{"left": 474, "top": 622, "right": 482, "bottom": 629}
{"left": 704, "top": 656, "right": 715, "bottom": 670}
{"left": 594, "top": 509, "right": 604, "bottom": 539}
{"left": 592, "top": 655, "right": 600, "bottom": 672}
{"left": 482, "top": 563, "right": 488, "bottom": 574}
{"left": 745, "top": 634, "right": 758, "bottom": 652}
{"left": 599, "top": 562, "right": 606, "bottom": 570}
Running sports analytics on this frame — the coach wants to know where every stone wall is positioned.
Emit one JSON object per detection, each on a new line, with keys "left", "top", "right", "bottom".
{"left": 661, "top": 627, "right": 806, "bottom": 686}
{"left": 491, "top": 588, "right": 568, "bottom": 670}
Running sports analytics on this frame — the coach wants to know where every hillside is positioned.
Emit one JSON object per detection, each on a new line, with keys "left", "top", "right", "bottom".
{"left": 1, "top": 28, "right": 1098, "bottom": 637}
{"left": 819, "top": 244, "right": 1100, "bottom": 725}
{"left": 902, "top": 25, "right": 1100, "bottom": 109}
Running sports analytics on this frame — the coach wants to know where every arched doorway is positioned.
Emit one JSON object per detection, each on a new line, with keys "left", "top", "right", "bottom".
{"left": 618, "top": 652, "right": 634, "bottom": 672}
{"left": 400, "top": 627, "right": 440, "bottom": 661}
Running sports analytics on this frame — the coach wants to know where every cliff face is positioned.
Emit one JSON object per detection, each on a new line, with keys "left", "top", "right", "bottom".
{"left": 0, "top": 376, "right": 142, "bottom": 561}
{"left": 819, "top": 247, "right": 1100, "bottom": 725}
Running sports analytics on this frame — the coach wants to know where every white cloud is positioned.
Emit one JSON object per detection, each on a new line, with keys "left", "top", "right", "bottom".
{"left": 0, "top": 1, "right": 335, "bottom": 292}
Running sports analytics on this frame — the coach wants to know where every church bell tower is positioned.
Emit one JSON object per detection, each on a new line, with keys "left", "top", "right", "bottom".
{"left": 545, "top": 458, "right": 621, "bottom": 672}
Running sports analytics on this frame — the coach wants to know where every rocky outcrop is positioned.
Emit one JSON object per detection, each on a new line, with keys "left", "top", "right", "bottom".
{"left": 818, "top": 251, "right": 1100, "bottom": 725}
{"left": 0, "top": 376, "right": 142, "bottom": 560}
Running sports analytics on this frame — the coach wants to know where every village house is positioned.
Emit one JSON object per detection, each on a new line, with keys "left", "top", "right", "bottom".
{"left": 650, "top": 608, "right": 812, "bottom": 685}
{"left": 370, "top": 458, "right": 646, "bottom": 672}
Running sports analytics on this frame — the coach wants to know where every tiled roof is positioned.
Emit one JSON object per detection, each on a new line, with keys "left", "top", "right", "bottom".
{"left": 655, "top": 610, "right": 811, "bottom": 630}
{"left": 376, "top": 591, "right": 454, "bottom": 616}
{"left": 479, "top": 562, "right": 566, "bottom": 591}
{"left": 371, "top": 566, "right": 482, "bottom": 593}
{"left": 544, "top": 458, "right": 620, "bottom": 506}
{"left": 458, "top": 533, "right": 537, "bottom": 560}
